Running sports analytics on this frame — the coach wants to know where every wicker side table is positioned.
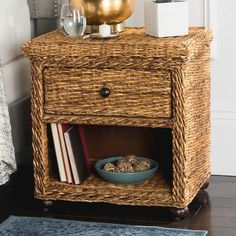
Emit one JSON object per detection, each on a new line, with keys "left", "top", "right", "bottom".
{"left": 23, "top": 27, "right": 212, "bottom": 217}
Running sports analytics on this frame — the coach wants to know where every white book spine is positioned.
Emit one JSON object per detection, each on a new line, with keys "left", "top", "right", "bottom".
{"left": 50, "top": 123, "right": 67, "bottom": 182}
{"left": 64, "top": 131, "right": 80, "bottom": 185}
{"left": 57, "top": 124, "right": 73, "bottom": 184}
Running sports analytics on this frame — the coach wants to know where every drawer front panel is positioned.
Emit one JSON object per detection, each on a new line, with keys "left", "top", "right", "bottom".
{"left": 44, "top": 68, "right": 171, "bottom": 118}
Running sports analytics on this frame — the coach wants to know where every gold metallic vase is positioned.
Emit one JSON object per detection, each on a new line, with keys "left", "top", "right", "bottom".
{"left": 69, "top": 0, "right": 135, "bottom": 33}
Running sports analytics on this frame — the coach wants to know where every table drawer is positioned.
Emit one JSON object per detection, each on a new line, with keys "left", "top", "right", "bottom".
{"left": 44, "top": 68, "right": 172, "bottom": 119}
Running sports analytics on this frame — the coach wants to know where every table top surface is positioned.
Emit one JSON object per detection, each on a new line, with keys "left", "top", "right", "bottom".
{"left": 23, "top": 27, "right": 212, "bottom": 60}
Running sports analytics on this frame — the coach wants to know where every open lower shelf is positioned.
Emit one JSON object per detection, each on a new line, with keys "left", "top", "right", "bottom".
{"left": 44, "top": 124, "right": 174, "bottom": 207}
{"left": 38, "top": 171, "right": 174, "bottom": 207}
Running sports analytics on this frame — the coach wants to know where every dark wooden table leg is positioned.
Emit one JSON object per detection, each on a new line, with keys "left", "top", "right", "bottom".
{"left": 194, "top": 190, "right": 209, "bottom": 206}
{"left": 200, "top": 181, "right": 209, "bottom": 190}
{"left": 169, "top": 207, "right": 189, "bottom": 219}
{"left": 42, "top": 200, "right": 53, "bottom": 212}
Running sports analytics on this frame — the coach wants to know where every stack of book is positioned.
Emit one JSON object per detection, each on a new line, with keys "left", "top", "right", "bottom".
{"left": 50, "top": 123, "right": 92, "bottom": 184}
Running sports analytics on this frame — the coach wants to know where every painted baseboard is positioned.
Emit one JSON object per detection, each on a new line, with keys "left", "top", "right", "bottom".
{"left": 211, "top": 111, "right": 236, "bottom": 176}
{"left": 9, "top": 96, "right": 32, "bottom": 165}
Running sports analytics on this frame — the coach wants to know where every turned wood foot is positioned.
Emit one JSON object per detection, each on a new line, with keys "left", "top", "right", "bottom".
{"left": 170, "top": 207, "right": 190, "bottom": 219}
{"left": 200, "top": 181, "right": 209, "bottom": 190}
{"left": 194, "top": 190, "right": 209, "bottom": 206}
{"left": 42, "top": 200, "right": 53, "bottom": 212}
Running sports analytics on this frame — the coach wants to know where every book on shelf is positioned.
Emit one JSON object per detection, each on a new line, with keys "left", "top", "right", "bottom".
{"left": 78, "top": 125, "right": 92, "bottom": 174}
{"left": 64, "top": 125, "right": 89, "bottom": 184}
{"left": 57, "top": 124, "right": 73, "bottom": 184}
{"left": 50, "top": 123, "right": 67, "bottom": 182}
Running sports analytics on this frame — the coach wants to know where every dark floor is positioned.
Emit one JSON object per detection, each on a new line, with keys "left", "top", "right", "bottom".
{"left": 1, "top": 166, "right": 236, "bottom": 236}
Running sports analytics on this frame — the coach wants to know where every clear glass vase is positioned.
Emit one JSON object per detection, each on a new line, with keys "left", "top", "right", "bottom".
{"left": 60, "top": 3, "right": 86, "bottom": 38}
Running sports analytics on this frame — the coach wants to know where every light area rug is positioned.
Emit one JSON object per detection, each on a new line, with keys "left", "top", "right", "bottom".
{"left": 0, "top": 215, "right": 207, "bottom": 236}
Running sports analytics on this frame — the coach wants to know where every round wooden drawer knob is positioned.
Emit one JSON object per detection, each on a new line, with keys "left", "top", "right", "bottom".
{"left": 100, "top": 87, "right": 111, "bottom": 98}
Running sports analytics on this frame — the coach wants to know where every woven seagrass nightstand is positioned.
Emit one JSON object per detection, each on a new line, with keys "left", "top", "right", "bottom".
{"left": 23, "top": 27, "right": 212, "bottom": 217}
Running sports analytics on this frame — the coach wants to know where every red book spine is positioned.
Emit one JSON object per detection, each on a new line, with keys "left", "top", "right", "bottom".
{"left": 78, "top": 125, "right": 92, "bottom": 174}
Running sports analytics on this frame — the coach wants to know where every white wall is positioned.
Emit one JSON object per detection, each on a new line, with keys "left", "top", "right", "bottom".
{"left": 127, "top": 0, "right": 236, "bottom": 176}
{"left": 210, "top": 0, "right": 236, "bottom": 176}
{"left": 0, "top": 0, "right": 31, "bottom": 161}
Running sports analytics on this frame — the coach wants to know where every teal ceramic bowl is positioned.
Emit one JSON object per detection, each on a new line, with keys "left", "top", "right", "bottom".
{"left": 95, "top": 156, "right": 158, "bottom": 185}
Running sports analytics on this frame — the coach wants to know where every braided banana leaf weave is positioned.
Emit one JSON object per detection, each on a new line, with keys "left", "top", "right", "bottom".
{"left": 23, "top": 28, "right": 212, "bottom": 208}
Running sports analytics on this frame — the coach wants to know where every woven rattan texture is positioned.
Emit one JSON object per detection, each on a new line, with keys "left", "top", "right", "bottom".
{"left": 44, "top": 68, "right": 171, "bottom": 119}
{"left": 23, "top": 28, "right": 210, "bottom": 61}
{"left": 171, "top": 51, "right": 211, "bottom": 204}
{"left": 23, "top": 28, "right": 212, "bottom": 208}
{"left": 37, "top": 172, "right": 173, "bottom": 207}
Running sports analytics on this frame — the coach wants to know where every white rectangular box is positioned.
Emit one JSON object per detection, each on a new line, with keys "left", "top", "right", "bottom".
{"left": 144, "top": 0, "right": 189, "bottom": 38}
